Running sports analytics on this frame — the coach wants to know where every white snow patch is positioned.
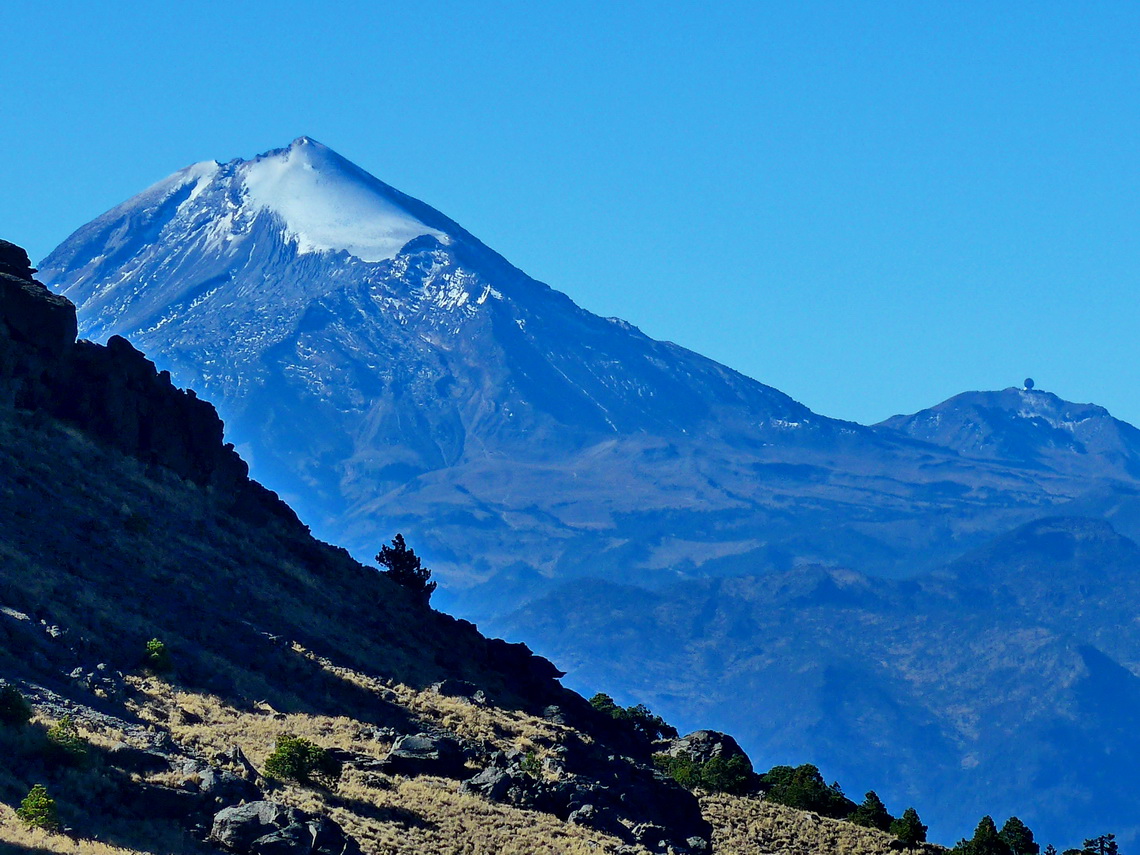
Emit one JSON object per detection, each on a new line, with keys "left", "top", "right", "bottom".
{"left": 241, "top": 137, "right": 444, "bottom": 263}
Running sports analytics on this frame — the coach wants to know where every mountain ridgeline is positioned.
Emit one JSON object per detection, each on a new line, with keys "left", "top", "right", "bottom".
{"left": 33, "top": 139, "right": 1140, "bottom": 846}
{"left": 39, "top": 138, "right": 1140, "bottom": 613}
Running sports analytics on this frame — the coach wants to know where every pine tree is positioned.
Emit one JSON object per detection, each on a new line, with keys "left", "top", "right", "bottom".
{"left": 890, "top": 807, "right": 928, "bottom": 847}
{"left": 376, "top": 533, "right": 436, "bottom": 602}
{"left": 957, "top": 816, "right": 1013, "bottom": 855}
{"left": 1000, "top": 817, "right": 1040, "bottom": 855}
{"left": 1082, "top": 835, "right": 1118, "bottom": 855}
{"left": 17, "top": 784, "right": 59, "bottom": 831}
{"left": 850, "top": 790, "right": 893, "bottom": 832}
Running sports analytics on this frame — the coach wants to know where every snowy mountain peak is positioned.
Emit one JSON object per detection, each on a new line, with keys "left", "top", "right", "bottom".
{"left": 236, "top": 136, "right": 447, "bottom": 262}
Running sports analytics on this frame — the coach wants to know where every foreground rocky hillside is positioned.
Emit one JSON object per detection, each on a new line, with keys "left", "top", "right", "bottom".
{"left": 0, "top": 238, "right": 933, "bottom": 854}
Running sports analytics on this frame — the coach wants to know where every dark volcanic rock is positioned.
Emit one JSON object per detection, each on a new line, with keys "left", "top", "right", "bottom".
{"left": 384, "top": 732, "right": 466, "bottom": 777}
{"left": 210, "top": 801, "right": 358, "bottom": 855}
{"left": 460, "top": 747, "right": 711, "bottom": 853}
{"left": 665, "top": 729, "right": 753, "bottom": 774}
{"left": 0, "top": 240, "right": 37, "bottom": 279}
{"left": 0, "top": 239, "right": 299, "bottom": 529}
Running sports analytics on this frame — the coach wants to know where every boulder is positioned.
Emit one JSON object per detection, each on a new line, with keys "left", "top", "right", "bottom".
{"left": 460, "top": 766, "right": 515, "bottom": 802}
{"left": 384, "top": 733, "right": 465, "bottom": 777}
{"left": 194, "top": 766, "right": 261, "bottom": 805}
{"left": 210, "top": 801, "right": 358, "bottom": 855}
{"left": 664, "top": 730, "right": 753, "bottom": 774}
{"left": 212, "top": 802, "right": 293, "bottom": 852}
{"left": 107, "top": 741, "right": 170, "bottom": 775}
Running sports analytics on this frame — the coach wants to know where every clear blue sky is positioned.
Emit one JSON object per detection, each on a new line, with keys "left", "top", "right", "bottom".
{"left": 4, "top": 1, "right": 1139, "bottom": 425}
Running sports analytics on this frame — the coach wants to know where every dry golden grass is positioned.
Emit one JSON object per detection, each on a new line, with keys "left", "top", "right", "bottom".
{"left": 118, "top": 676, "right": 636, "bottom": 855}
{"left": 701, "top": 792, "right": 945, "bottom": 855}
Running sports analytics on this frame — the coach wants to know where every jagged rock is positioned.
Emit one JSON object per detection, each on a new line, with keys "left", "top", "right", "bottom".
{"left": 0, "top": 240, "right": 301, "bottom": 531}
{"left": 195, "top": 766, "right": 262, "bottom": 804}
{"left": 384, "top": 732, "right": 465, "bottom": 777}
{"left": 631, "top": 823, "right": 669, "bottom": 849}
{"left": 212, "top": 802, "right": 293, "bottom": 851}
{"left": 542, "top": 704, "right": 569, "bottom": 725}
{"left": 664, "top": 730, "right": 753, "bottom": 774}
{"left": 430, "top": 678, "right": 479, "bottom": 698}
{"left": 0, "top": 240, "right": 36, "bottom": 280}
{"left": 566, "top": 803, "right": 597, "bottom": 825}
{"left": 210, "top": 801, "right": 358, "bottom": 855}
{"left": 107, "top": 741, "right": 170, "bottom": 774}
{"left": 460, "top": 766, "right": 516, "bottom": 802}
{"left": 69, "top": 665, "right": 126, "bottom": 699}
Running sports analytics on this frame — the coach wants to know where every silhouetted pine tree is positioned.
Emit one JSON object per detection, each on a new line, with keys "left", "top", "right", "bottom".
{"left": 850, "top": 790, "right": 893, "bottom": 832}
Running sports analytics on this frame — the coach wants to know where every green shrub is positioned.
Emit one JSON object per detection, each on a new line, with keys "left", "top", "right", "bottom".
{"left": 518, "top": 750, "right": 542, "bottom": 776}
{"left": 263, "top": 734, "right": 339, "bottom": 784}
{"left": 654, "top": 751, "right": 753, "bottom": 794}
{"left": 45, "top": 715, "right": 87, "bottom": 763}
{"left": 760, "top": 763, "right": 854, "bottom": 819}
{"left": 144, "top": 637, "right": 172, "bottom": 672}
{"left": 0, "top": 683, "right": 32, "bottom": 726}
{"left": 589, "top": 692, "right": 678, "bottom": 740}
{"left": 17, "top": 784, "right": 59, "bottom": 831}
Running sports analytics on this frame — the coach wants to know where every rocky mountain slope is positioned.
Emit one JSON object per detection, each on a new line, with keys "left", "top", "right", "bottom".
{"left": 38, "top": 139, "right": 1140, "bottom": 617}
{"left": 0, "top": 238, "right": 941, "bottom": 854}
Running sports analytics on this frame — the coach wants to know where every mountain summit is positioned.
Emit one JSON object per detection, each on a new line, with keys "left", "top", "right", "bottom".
{"left": 37, "top": 140, "right": 1140, "bottom": 610}
{"left": 879, "top": 387, "right": 1140, "bottom": 477}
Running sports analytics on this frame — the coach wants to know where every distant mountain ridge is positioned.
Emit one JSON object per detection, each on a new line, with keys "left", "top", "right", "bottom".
{"left": 880, "top": 387, "right": 1140, "bottom": 477}
{"left": 503, "top": 515, "right": 1140, "bottom": 846}
{"left": 38, "top": 138, "right": 1140, "bottom": 612}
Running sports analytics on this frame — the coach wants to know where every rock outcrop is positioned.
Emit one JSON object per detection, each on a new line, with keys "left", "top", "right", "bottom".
{"left": 210, "top": 801, "right": 359, "bottom": 855}
{"left": 664, "top": 730, "right": 754, "bottom": 774}
{"left": 0, "top": 238, "right": 296, "bottom": 528}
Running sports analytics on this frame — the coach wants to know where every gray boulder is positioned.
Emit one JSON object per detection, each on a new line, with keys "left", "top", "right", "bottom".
{"left": 384, "top": 733, "right": 465, "bottom": 777}
{"left": 664, "top": 730, "right": 752, "bottom": 773}
{"left": 210, "top": 801, "right": 358, "bottom": 855}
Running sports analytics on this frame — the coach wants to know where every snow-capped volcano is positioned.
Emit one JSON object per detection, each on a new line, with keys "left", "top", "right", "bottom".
{"left": 238, "top": 137, "right": 449, "bottom": 262}
{"left": 37, "top": 139, "right": 1140, "bottom": 611}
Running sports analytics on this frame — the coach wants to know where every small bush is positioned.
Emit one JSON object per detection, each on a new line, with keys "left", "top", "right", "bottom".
{"left": 45, "top": 715, "right": 87, "bottom": 763}
{"left": 17, "top": 784, "right": 59, "bottom": 831}
{"left": 263, "top": 734, "right": 339, "bottom": 784}
{"left": 518, "top": 751, "right": 542, "bottom": 776}
{"left": 0, "top": 683, "right": 33, "bottom": 727}
{"left": 144, "top": 638, "right": 172, "bottom": 672}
